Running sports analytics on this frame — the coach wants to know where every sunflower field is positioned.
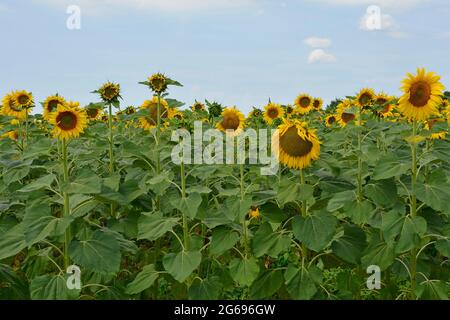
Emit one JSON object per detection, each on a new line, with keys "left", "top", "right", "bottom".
{"left": 0, "top": 69, "right": 449, "bottom": 300}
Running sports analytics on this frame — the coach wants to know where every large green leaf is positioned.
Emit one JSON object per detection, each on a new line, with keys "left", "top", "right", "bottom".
{"left": 277, "top": 178, "right": 314, "bottom": 207}
{"left": 372, "top": 155, "right": 410, "bottom": 180}
{"left": 326, "top": 190, "right": 355, "bottom": 212}
{"left": 19, "top": 174, "right": 56, "bottom": 193}
{"left": 284, "top": 264, "right": 320, "bottom": 300}
{"left": 365, "top": 178, "right": 398, "bottom": 207}
{"left": 415, "top": 172, "right": 450, "bottom": 212}
{"left": 69, "top": 230, "right": 121, "bottom": 274}
{"left": 249, "top": 269, "right": 284, "bottom": 299}
{"left": 30, "top": 274, "right": 80, "bottom": 300}
{"left": 0, "top": 264, "right": 29, "bottom": 299}
{"left": 435, "top": 238, "right": 450, "bottom": 258}
{"left": 163, "top": 251, "right": 201, "bottom": 283}
{"left": 65, "top": 175, "right": 102, "bottom": 194}
{"left": 188, "top": 276, "right": 221, "bottom": 300}
{"left": 331, "top": 224, "right": 367, "bottom": 264}
{"left": 125, "top": 264, "right": 159, "bottom": 295}
{"left": 0, "top": 223, "right": 27, "bottom": 260}
{"left": 415, "top": 280, "right": 449, "bottom": 300}
{"left": 292, "top": 211, "right": 337, "bottom": 252}
{"left": 171, "top": 193, "right": 202, "bottom": 219}
{"left": 209, "top": 227, "right": 240, "bottom": 256}
{"left": 252, "top": 223, "right": 291, "bottom": 258}
{"left": 229, "top": 257, "right": 259, "bottom": 287}
{"left": 361, "top": 237, "right": 395, "bottom": 271}
{"left": 137, "top": 212, "right": 179, "bottom": 241}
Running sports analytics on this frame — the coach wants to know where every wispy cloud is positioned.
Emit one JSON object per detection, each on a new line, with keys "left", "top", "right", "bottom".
{"left": 308, "top": 49, "right": 337, "bottom": 64}
{"left": 304, "top": 37, "right": 332, "bottom": 48}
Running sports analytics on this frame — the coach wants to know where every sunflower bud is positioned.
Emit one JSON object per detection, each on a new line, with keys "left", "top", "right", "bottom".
{"left": 148, "top": 73, "right": 168, "bottom": 94}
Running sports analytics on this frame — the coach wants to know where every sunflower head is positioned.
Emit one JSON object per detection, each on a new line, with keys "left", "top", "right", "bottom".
{"left": 285, "top": 105, "right": 295, "bottom": 116}
{"left": 206, "top": 101, "right": 223, "bottom": 118}
{"left": 398, "top": 68, "right": 445, "bottom": 121}
{"left": 374, "top": 92, "right": 395, "bottom": 117}
{"left": 148, "top": 73, "right": 168, "bottom": 94}
{"left": 125, "top": 106, "right": 136, "bottom": 115}
{"left": 336, "top": 100, "right": 356, "bottom": 127}
{"left": 294, "top": 94, "right": 313, "bottom": 114}
{"left": 12, "top": 90, "right": 34, "bottom": 108}
{"left": 325, "top": 115, "right": 337, "bottom": 127}
{"left": 1, "top": 93, "right": 28, "bottom": 120}
{"left": 263, "top": 102, "right": 284, "bottom": 125}
{"left": 49, "top": 104, "right": 88, "bottom": 140}
{"left": 139, "top": 96, "right": 169, "bottom": 130}
{"left": 272, "top": 119, "right": 321, "bottom": 169}
{"left": 96, "top": 82, "right": 121, "bottom": 103}
{"left": 43, "top": 95, "right": 67, "bottom": 121}
{"left": 192, "top": 102, "right": 206, "bottom": 112}
{"left": 313, "top": 98, "right": 323, "bottom": 110}
{"left": 249, "top": 107, "right": 263, "bottom": 118}
{"left": 249, "top": 206, "right": 260, "bottom": 219}
{"left": 216, "top": 107, "right": 245, "bottom": 136}
{"left": 356, "top": 88, "right": 375, "bottom": 108}
{"left": 85, "top": 106, "right": 103, "bottom": 121}
{"left": 168, "top": 107, "right": 183, "bottom": 120}
{"left": 1, "top": 131, "right": 19, "bottom": 141}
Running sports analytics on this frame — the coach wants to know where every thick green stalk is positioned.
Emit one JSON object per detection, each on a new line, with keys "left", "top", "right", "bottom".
{"left": 107, "top": 103, "right": 115, "bottom": 217}
{"left": 62, "top": 140, "right": 71, "bottom": 269}
{"left": 357, "top": 108, "right": 363, "bottom": 201}
{"left": 410, "top": 120, "right": 418, "bottom": 299}
{"left": 181, "top": 161, "right": 189, "bottom": 251}
{"left": 240, "top": 164, "right": 249, "bottom": 258}
{"left": 300, "top": 169, "right": 309, "bottom": 260}
{"left": 156, "top": 94, "right": 161, "bottom": 174}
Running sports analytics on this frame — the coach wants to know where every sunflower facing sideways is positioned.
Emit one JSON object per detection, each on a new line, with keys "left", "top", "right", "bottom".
{"left": 216, "top": 107, "right": 245, "bottom": 136}
{"left": 336, "top": 100, "right": 356, "bottom": 127}
{"left": 95, "top": 82, "right": 121, "bottom": 103}
{"left": 139, "top": 96, "right": 169, "bottom": 130}
{"left": 294, "top": 94, "right": 314, "bottom": 115}
{"left": 49, "top": 104, "right": 88, "bottom": 140}
{"left": 325, "top": 115, "right": 337, "bottom": 127}
{"left": 272, "top": 119, "right": 320, "bottom": 169}
{"left": 374, "top": 92, "right": 394, "bottom": 118}
{"left": 1, "top": 92, "right": 29, "bottom": 119}
{"left": 398, "top": 68, "right": 444, "bottom": 121}
{"left": 263, "top": 102, "right": 284, "bottom": 125}
{"left": 85, "top": 106, "right": 103, "bottom": 121}
{"left": 43, "top": 95, "right": 67, "bottom": 121}
{"left": 313, "top": 98, "right": 323, "bottom": 110}
{"left": 355, "top": 88, "right": 375, "bottom": 109}
{"left": 12, "top": 90, "right": 34, "bottom": 109}
{"left": 191, "top": 101, "right": 206, "bottom": 112}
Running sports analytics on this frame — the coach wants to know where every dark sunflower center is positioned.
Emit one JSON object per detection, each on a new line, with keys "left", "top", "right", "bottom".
{"left": 47, "top": 100, "right": 59, "bottom": 112}
{"left": 299, "top": 98, "right": 311, "bottom": 108}
{"left": 103, "top": 86, "right": 118, "bottom": 100}
{"left": 194, "top": 104, "right": 203, "bottom": 110}
{"left": 313, "top": 100, "right": 320, "bottom": 108}
{"left": 327, "top": 116, "right": 336, "bottom": 124}
{"left": 222, "top": 113, "right": 240, "bottom": 130}
{"left": 342, "top": 113, "right": 355, "bottom": 123}
{"left": 267, "top": 108, "right": 279, "bottom": 118}
{"left": 286, "top": 106, "right": 293, "bottom": 114}
{"left": 409, "top": 81, "right": 431, "bottom": 107}
{"left": 18, "top": 95, "right": 30, "bottom": 105}
{"left": 86, "top": 108, "right": 99, "bottom": 118}
{"left": 279, "top": 126, "right": 313, "bottom": 157}
{"left": 359, "top": 93, "right": 372, "bottom": 105}
{"left": 56, "top": 111, "right": 77, "bottom": 130}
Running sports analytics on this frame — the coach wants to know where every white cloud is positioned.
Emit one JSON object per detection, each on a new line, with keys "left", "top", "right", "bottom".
{"left": 34, "top": 0, "right": 257, "bottom": 13}
{"left": 308, "top": 49, "right": 336, "bottom": 64}
{"left": 304, "top": 37, "right": 332, "bottom": 48}
{"left": 309, "top": 0, "right": 429, "bottom": 10}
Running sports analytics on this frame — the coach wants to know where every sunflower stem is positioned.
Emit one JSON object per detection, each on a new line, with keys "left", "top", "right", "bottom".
{"left": 24, "top": 111, "right": 29, "bottom": 149}
{"left": 357, "top": 118, "right": 363, "bottom": 201}
{"left": 240, "top": 163, "right": 249, "bottom": 258}
{"left": 300, "top": 169, "right": 309, "bottom": 261}
{"left": 409, "top": 119, "right": 418, "bottom": 299}
{"left": 62, "top": 139, "right": 71, "bottom": 270}
{"left": 107, "top": 103, "right": 116, "bottom": 217}
{"left": 181, "top": 161, "right": 189, "bottom": 251}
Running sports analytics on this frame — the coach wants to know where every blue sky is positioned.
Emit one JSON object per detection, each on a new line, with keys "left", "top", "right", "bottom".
{"left": 0, "top": 0, "right": 449, "bottom": 114}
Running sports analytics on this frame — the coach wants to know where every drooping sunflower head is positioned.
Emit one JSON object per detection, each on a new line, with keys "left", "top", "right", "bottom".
{"left": 192, "top": 101, "right": 206, "bottom": 112}
{"left": 313, "top": 98, "right": 323, "bottom": 110}
{"left": 263, "top": 102, "right": 284, "bottom": 125}
{"left": 12, "top": 90, "right": 34, "bottom": 108}
{"left": 49, "top": 104, "right": 88, "bottom": 140}
{"left": 168, "top": 107, "right": 183, "bottom": 120}
{"left": 325, "top": 115, "right": 337, "bottom": 127}
{"left": 374, "top": 92, "right": 395, "bottom": 117}
{"left": 1, "top": 93, "right": 28, "bottom": 120}
{"left": 206, "top": 101, "right": 223, "bottom": 118}
{"left": 97, "top": 82, "right": 121, "bottom": 102}
{"left": 216, "top": 107, "right": 245, "bottom": 136}
{"left": 336, "top": 100, "right": 356, "bottom": 127}
{"left": 294, "top": 94, "right": 313, "bottom": 114}
{"left": 125, "top": 106, "right": 136, "bottom": 115}
{"left": 249, "top": 107, "right": 263, "bottom": 118}
{"left": 249, "top": 206, "right": 260, "bottom": 219}
{"left": 43, "top": 95, "right": 67, "bottom": 121}
{"left": 272, "top": 119, "right": 321, "bottom": 169}
{"left": 285, "top": 105, "right": 295, "bottom": 116}
{"left": 139, "top": 96, "right": 169, "bottom": 130}
{"left": 356, "top": 88, "right": 375, "bottom": 109}
{"left": 148, "top": 73, "right": 168, "bottom": 94}
{"left": 398, "top": 68, "right": 445, "bottom": 121}
{"left": 85, "top": 106, "right": 103, "bottom": 121}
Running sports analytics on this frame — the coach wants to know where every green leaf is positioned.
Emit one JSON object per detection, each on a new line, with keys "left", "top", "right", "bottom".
{"left": 361, "top": 237, "right": 395, "bottom": 271}
{"left": 0, "top": 264, "right": 29, "bottom": 299}
{"left": 19, "top": 174, "right": 56, "bottom": 193}
{"left": 435, "top": 238, "right": 450, "bottom": 258}
{"left": 30, "top": 274, "right": 80, "bottom": 300}
{"left": 252, "top": 223, "right": 291, "bottom": 258}
{"left": 175, "top": 193, "right": 202, "bottom": 219}
{"left": 284, "top": 264, "right": 317, "bottom": 300}
{"left": 188, "top": 276, "right": 221, "bottom": 300}
{"left": 125, "top": 264, "right": 159, "bottom": 295}
{"left": 137, "top": 212, "right": 179, "bottom": 241}
{"left": 229, "top": 257, "right": 259, "bottom": 287}
{"left": 209, "top": 227, "right": 240, "bottom": 256}
{"left": 69, "top": 230, "right": 121, "bottom": 274}
{"left": 372, "top": 155, "right": 409, "bottom": 180}
{"left": 415, "top": 280, "right": 449, "bottom": 300}
{"left": 331, "top": 224, "right": 367, "bottom": 264}
{"left": 292, "top": 211, "right": 337, "bottom": 252}
{"left": 365, "top": 179, "right": 398, "bottom": 207}
{"left": 277, "top": 179, "right": 314, "bottom": 207}
{"left": 415, "top": 172, "right": 450, "bottom": 212}
{"left": 326, "top": 190, "right": 355, "bottom": 212}
{"left": 0, "top": 223, "right": 27, "bottom": 260}
{"left": 163, "top": 251, "right": 202, "bottom": 283}
{"left": 249, "top": 269, "right": 283, "bottom": 299}
{"left": 346, "top": 200, "right": 375, "bottom": 225}
{"left": 65, "top": 175, "right": 102, "bottom": 194}
{"left": 382, "top": 211, "right": 427, "bottom": 253}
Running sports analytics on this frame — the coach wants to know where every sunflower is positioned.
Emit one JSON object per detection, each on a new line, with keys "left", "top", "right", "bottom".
{"left": 445, "top": 102, "right": 450, "bottom": 125}
{"left": 43, "top": 95, "right": 67, "bottom": 121}
{"left": 313, "top": 98, "right": 323, "bottom": 110}
{"left": 325, "top": 115, "right": 337, "bottom": 127}
{"left": 12, "top": 90, "right": 34, "bottom": 109}
{"left": 191, "top": 102, "right": 206, "bottom": 112}
{"left": 249, "top": 206, "right": 260, "bottom": 219}
{"left": 336, "top": 100, "right": 356, "bottom": 127}
{"left": 294, "top": 94, "right": 314, "bottom": 114}
{"left": 272, "top": 119, "right": 320, "bottom": 169}
{"left": 355, "top": 88, "right": 375, "bottom": 108}
{"left": 148, "top": 73, "right": 168, "bottom": 94}
{"left": 168, "top": 107, "right": 183, "bottom": 120}
{"left": 374, "top": 92, "right": 394, "bottom": 117}
{"left": 139, "top": 96, "right": 169, "bottom": 130}
{"left": 49, "top": 105, "right": 88, "bottom": 140}
{"left": 424, "top": 118, "right": 447, "bottom": 140}
{"left": 249, "top": 107, "right": 262, "bottom": 118}
{"left": 1, "top": 131, "right": 19, "bottom": 141}
{"left": 1, "top": 93, "right": 28, "bottom": 119}
{"left": 125, "top": 106, "right": 136, "bottom": 115}
{"left": 216, "top": 107, "right": 245, "bottom": 136}
{"left": 285, "top": 105, "right": 295, "bottom": 117}
{"left": 97, "top": 82, "right": 121, "bottom": 102}
{"left": 85, "top": 106, "right": 103, "bottom": 121}
{"left": 263, "top": 102, "right": 284, "bottom": 125}
{"left": 398, "top": 68, "right": 444, "bottom": 121}
{"left": 10, "top": 119, "right": 20, "bottom": 126}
